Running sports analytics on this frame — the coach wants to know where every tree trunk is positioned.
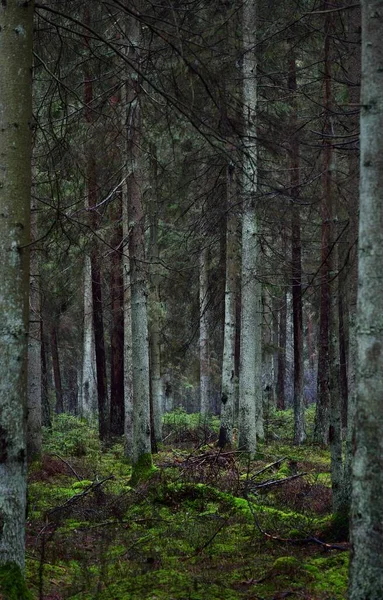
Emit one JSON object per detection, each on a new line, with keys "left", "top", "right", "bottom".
{"left": 0, "top": 0, "right": 33, "bottom": 573}
{"left": 314, "top": 8, "right": 333, "bottom": 446}
{"left": 80, "top": 255, "right": 97, "bottom": 420}
{"left": 126, "top": 7, "right": 153, "bottom": 480}
{"left": 121, "top": 32, "right": 134, "bottom": 460}
{"left": 148, "top": 148, "right": 163, "bottom": 445}
{"left": 199, "top": 245, "right": 210, "bottom": 416}
{"left": 84, "top": 6, "right": 108, "bottom": 441}
{"left": 219, "top": 166, "right": 237, "bottom": 448}
{"left": 343, "top": 0, "right": 361, "bottom": 519}
{"left": 289, "top": 51, "right": 306, "bottom": 445}
{"left": 238, "top": 0, "right": 259, "bottom": 455}
{"left": 41, "top": 320, "right": 51, "bottom": 428}
{"left": 349, "top": 2, "right": 383, "bottom": 597}
{"left": 50, "top": 325, "right": 64, "bottom": 414}
{"left": 27, "top": 201, "right": 42, "bottom": 460}
{"left": 110, "top": 194, "right": 125, "bottom": 436}
{"left": 276, "top": 230, "right": 287, "bottom": 411}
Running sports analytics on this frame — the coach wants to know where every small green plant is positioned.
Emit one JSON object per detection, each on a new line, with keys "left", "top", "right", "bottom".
{"left": 43, "top": 414, "right": 101, "bottom": 457}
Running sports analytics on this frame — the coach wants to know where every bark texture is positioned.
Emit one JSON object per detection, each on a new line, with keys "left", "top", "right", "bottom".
{"left": 349, "top": 2, "right": 383, "bottom": 597}
{"left": 238, "top": 0, "right": 260, "bottom": 455}
{"left": 126, "top": 8, "right": 152, "bottom": 474}
{"left": 289, "top": 51, "right": 306, "bottom": 445}
{"left": 110, "top": 195, "right": 125, "bottom": 436}
{"left": 219, "top": 167, "right": 237, "bottom": 448}
{"left": 80, "top": 255, "right": 97, "bottom": 419}
{"left": 199, "top": 246, "right": 210, "bottom": 416}
{"left": 0, "top": 0, "right": 34, "bottom": 570}
{"left": 314, "top": 8, "right": 333, "bottom": 445}
{"left": 27, "top": 203, "right": 42, "bottom": 460}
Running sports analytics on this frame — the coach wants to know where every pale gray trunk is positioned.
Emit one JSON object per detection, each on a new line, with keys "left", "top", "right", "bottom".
{"left": 122, "top": 182, "right": 133, "bottom": 459}
{"left": 343, "top": 0, "right": 361, "bottom": 514}
{"left": 238, "top": 0, "right": 260, "bottom": 455}
{"left": 80, "top": 254, "right": 97, "bottom": 419}
{"left": 148, "top": 149, "right": 163, "bottom": 443}
{"left": 349, "top": 2, "right": 383, "bottom": 597}
{"left": 329, "top": 223, "right": 343, "bottom": 513}
{"left": 125, "top": 8, "right": 152, "bottom": 472}
{"left": 199, "top": 246, "right": 210, "bottom": 416}
{"left": 0, "top": 0, "right": 34, "bottom": 570}
{"left": 27, "top": 202, "right": 42, "bottom": 460}
{"left": 255, "top": 282, "right": 264, "bottom": 440}
{"left": 219, "top": 167, "right": 237, "bottom": 447}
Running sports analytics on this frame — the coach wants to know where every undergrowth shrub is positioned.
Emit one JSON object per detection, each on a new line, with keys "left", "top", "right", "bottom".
{"left": 43, "top": 414, "right": 101, "bottom": 457}
{"left": 162, "top": 409, "right": 219, "bottom": 446}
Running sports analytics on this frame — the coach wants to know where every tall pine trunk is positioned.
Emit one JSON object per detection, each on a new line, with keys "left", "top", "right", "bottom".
{"left": 199, "top": 245, "right": 210, "bottom": 416}
{"left": 238, "top": 0, "right": 260, "bottom": 455}
{"left": 110, "top": 195, "right": 125, "bottom": 436}
{"left": 289, "top": 51, "right": 306, "bottom": 445}
{"left": 84, "top": 6, "right": 108, "bottom": 441}
{"left": 314, "top": 7, "right": 333, "bottom": 446}
{"left": 126, "top": 7, "right": 153, "bottom": 480}
{"left": 219, "top": 166, "right": 237, "bottom": 447}
{"left": 27, "top": 200, "right": 42, "bottom": 459}
{"left": 349, "top": 2, "right": 383, "bottom": 597}
{"left": 0, "top": 0, "right": 34, "bottom": 574}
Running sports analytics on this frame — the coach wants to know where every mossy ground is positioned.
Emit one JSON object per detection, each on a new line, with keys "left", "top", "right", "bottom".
{"left": 26, "top": 410, "right": 348, "bottom": 599}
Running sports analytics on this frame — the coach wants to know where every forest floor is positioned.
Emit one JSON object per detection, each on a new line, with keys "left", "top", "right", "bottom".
{"left": 26, "top": 408, "right": 349, "bottom": 599}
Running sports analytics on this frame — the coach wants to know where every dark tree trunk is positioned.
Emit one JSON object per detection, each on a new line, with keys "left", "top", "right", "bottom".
{"left": 41, "top": 320, "right": 51, "bottom": 427}
{"left": 338, "top": 291, "right": 348, "bottom": 428}
{"left": 314, "top": 9, "right": 333, "bottom": 445}
{"left": 289, "top": 51, "right": 306, "bottom": 444}
{"left": 276, "top": 228, "right": 287, "bottom": 411}
{"left": 110, "top": 194, "right": 125, "bottom": 436}
{"left": 50, "top": 325, "right": 64, "bottom": 414}
{"left": 84, "top": 6, "right": 109, "bottom": 441}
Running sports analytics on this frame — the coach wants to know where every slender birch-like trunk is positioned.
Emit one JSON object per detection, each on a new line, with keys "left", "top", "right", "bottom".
{"left": 199, "top": 245, "right": 210, "bottom": 416}
{"left": 110, "top": 195, "right": 125, "bottom": 436}
{"left": 219, "top": 166, "right": 237, "bottom": 447}
{"left": 27, "top": 201, "right": 42, "bottom": 460}
{"left": 50, "top": 325, "right": 64, "bottom": 414}
{"left": 121, "top": 27, "right": 134, "bottom": 459}
{"left": 80, "top": 255, "right": 97, "bottom": 419}
{"left": 0, "top": 0, "right": 34, "bottom": 575}
{"left": 84, "top": 6, "right": 108, "bottom": 441}
{"left": 329, "top": 223, "right": 343, "bottom": 514}
{"left": 314, "top": 7, "right": 333, "bottom": 446}
{"left": 288, "top": 51, "right": 306, "bottom": 445}
{"left": 349, "top": 2, "right": 383, "bottom": 597}
{"left": 125, "top": 8, "right": 152, "bottom": 479}
{"left": 41, "top": 320, "right": 51, "bottom": 427}
{"left": 148, "top": 148, "right": 163, "bottom": 444}
{"left": 343, "top": 0, "right": 361, "bottom": 517}
{"left": 238, "top": 0, "right": 259, "bottom": 455}
{"left": 276, "top": 227, "right": 287, "bottom": 411}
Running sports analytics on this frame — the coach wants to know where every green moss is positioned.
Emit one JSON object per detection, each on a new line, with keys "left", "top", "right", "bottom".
{"left": 272, "top": 556, "right": 302, "bottom": 574}
{"left": 0, "top": 564, "right": 33, "bottom": 600}
{"left": 130, "top": 453, "right": 156, "bottom": 486}
{"left": 305, "top": 553, "right": 348, "bottom": 597}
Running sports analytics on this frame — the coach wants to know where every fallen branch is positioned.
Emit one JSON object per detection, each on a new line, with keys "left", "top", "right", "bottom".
{"left": 47, "top": 475, "right": 114, "bottom": 517}
{"left": 250, "top": 457, "right": 287, "bottom": 481}
{"left": 248, "top": 472, "right": 308, "bottom": 491}
{"left": 51, "top": 453, "right": 83, "bottom": 481}
{"left": 244, "top": 494, "right": 348, "bottom": 552}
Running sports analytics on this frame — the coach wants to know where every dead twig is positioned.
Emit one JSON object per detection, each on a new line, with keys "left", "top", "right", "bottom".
{"left": 47, "top": 475, "right": 114, "bottom": 517}
{"left": 51, "top": 453, "right": 83, "bottom": 481}
{"left": 250, "top": 457, "right": 287, "bottom": 481}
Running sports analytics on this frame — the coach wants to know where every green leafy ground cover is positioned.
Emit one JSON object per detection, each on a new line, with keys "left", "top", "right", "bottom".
{"left": 26, "top": 410, "right": 348, "bottom": 599}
